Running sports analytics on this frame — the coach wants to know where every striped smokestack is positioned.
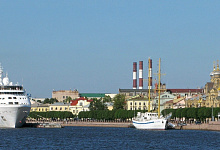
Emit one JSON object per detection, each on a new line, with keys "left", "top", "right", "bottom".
{"left": 148, "top": 58, "right": 152, "bottom": 89}
{"left": 133, "top": 62, "right": 137, "bottom": 89}
{"left": 139, "top": 61, "right": 143, "bottom": 89}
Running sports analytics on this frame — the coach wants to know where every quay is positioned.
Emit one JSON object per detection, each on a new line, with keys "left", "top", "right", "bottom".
{"left": 26, "top": 120, "right": 220, "bottom": 130}
{"left": 175, "top": 121, "right": 220, "bottom": 131}
{"left": 26, "top": 121, "right": 132, "bottom": 128}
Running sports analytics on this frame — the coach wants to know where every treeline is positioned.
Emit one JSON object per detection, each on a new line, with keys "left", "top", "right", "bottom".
{"left": 29, "top": 111, "right": 75, "bottom": 119}
{"left": 161, "top": 107, "right": 220, "bottom": 121}
{"left": 78, "top": 110, "right": 146, "bottom": 121}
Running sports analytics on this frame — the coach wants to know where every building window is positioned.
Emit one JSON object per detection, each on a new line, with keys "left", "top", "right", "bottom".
{"left": 60, "top": 107, "right": 62, "bottom": 110}
{"left": 9, "top": 102, "right": 13, "bottom": 104}
{"left": 65, "top": 107, "right": 67, "bottom": 110}
{"left": 139, "top": 102, "right": 141, "bottom": 105}
{"left": 135, "top": 102, "right": 137, "bottom": 105}
{"left": 51, "top": 107, "right": 53, "bottom": 110}
{"left": 55, "top": 107, "right": 57, "bottom": 110}
{"left": 143, "top": 102, "right": 145, "bottom": 106}
{"left": 63, "top": 96, "right": 65, "bottom": 99}
{"left": 130, "top": 102, "right": 132, "bottom": 105}
{"left": 79, "top": 102, "right": 83, "bottom": 106}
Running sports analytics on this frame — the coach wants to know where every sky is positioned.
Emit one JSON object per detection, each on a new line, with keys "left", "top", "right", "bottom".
{"left": 0, "top": 1, "right": 220, "bottom": 98}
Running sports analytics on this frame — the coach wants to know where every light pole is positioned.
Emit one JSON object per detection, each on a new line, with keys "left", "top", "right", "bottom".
{"left": 211, "top": 95, "right": 215, "bottom": 121}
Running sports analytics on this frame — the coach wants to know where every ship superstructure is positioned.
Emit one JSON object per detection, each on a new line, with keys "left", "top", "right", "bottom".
{"left": 0, "top": 64, "right": 31, "bottom": 128}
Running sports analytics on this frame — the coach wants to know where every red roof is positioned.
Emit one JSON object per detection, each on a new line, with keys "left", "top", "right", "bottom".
{"left": 70, "top": 97, "right": 93, "bottom": 106}
{"left": 165, "top": 100, "right": 173, "bottom": 104}
{"left": 167, "top": 89, "right": 203, "bottom": 93}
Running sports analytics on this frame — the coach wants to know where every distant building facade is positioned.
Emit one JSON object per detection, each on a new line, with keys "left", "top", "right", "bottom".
{"left": 70, "top": 97, "right": 93, "bottom": 115}
{"left": 52, "top": 90, "right": 79, "bottom": 102}
{"left": 204, "top": 61, "right": 220, "bottom": 107}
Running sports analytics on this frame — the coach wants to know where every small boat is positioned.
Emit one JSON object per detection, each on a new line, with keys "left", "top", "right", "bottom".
{"left": 37, "top": 123, "right": 63, "bottom": 128}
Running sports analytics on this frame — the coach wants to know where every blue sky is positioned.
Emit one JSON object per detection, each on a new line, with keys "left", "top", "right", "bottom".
{"left": 0, "top": 1, "right": 220, "bottom": 98}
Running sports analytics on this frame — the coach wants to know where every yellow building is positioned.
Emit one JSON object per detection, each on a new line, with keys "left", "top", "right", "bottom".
{"left": 49, "top": 102, "right": 70, "bottom": 111}
{"left": 185, "top": 95, "right": 206, "bottom": 108}
{"left": 126, "top": 95, "right": 153, "bottom": 111}
{"left": 69, "top": 97, "right": 92, "bottom": 115}
{"left": 204, "top": 61, "right": 220, "bottom": 108}
{"left": 30, "top": 103, "right": 50, "bottom": 112}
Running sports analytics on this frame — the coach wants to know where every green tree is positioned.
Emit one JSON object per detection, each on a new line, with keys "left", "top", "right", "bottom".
{"left": 63, "top": 96, "right": 72, "bottom": 103}
{"left": 43, "top": 98, "right": 58, "bottom": 104}
{"left": 89, "top": 98, "right": 107, "bottom": 111}
{"left": 113, "top": 94, "right": 126, "bottom": 110}
{"left": 103, "top": 95, "right": 112, "bottom": 103}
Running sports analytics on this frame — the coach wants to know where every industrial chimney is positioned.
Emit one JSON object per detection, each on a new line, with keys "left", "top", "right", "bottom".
{"left": 133, "top": 62, "right": 137, "bottom": 89}
{"left": 148, "top": 58, "right": 152, "bottom": 89}
{"left": 139, "top": 61, "right": 143, "bottom": 89}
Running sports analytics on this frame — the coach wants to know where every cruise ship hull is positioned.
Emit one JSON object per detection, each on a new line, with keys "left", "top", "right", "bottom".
{"left": 0, "top": 105, "right": 30, "bottom": 128}
{"left": 133, "top": 119, "right": 167, "bottom": 130}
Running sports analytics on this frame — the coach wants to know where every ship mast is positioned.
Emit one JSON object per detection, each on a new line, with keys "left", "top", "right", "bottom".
{"left": 158, "top": 58, "right": 161, "bottom": 118}
{"left": 148, "top": 58, "right": 151, "bottom": 112}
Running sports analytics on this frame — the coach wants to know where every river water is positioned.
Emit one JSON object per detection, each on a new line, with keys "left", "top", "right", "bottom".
{"left": 0, "top": 126, "right": 219, "bottom": 150}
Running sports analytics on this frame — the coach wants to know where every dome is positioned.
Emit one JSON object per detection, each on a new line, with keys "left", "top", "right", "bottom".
{"left": 3, "top": 76, "right": 9, "bottom": 85}
{"left": 213, "top": 70, "right": 220, "bottom": 75}
{"left": 3, "top": 73, "right": 10, "bottom": 85}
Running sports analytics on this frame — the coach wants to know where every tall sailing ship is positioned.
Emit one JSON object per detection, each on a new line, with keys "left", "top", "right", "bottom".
{"left": 0, "top": 64, "right": 31, "bottom": 128}
{"left": 132, "top": 58, "right": 173, "bottom": 130}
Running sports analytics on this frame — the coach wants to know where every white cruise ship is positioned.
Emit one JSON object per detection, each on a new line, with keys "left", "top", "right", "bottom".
{"left": 0, "top": 64, "right": 31, "bottom": 128}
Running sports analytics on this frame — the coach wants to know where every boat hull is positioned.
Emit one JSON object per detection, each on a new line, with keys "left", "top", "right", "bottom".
{"left": 0, "top": 105, "right": 30, "bottom": 128}
{"left": 133, "top": 119, "right": 167, "bottom": 130}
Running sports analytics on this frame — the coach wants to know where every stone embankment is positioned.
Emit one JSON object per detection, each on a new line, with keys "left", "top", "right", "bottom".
{"left": 175, "top": 121, "right": 220, "bottom": 131}
{"left": 26, "top": 120, "right": 220, "bottom": 131}
{"left": 27, "top": 120, "right": 133, "bottom": 128}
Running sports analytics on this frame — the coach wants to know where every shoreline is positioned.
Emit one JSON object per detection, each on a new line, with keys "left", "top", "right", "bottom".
{"left": 26, "top": 121, "right": 220, "bottom": 131}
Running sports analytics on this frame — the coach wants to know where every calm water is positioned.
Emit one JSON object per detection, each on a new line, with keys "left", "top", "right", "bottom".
{"left": 0, "top": 126, "right": 219, "bottom": 150}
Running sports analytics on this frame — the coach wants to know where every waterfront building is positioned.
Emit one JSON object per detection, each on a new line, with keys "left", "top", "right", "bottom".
{"left": 204, "top": 61, "right": 220, "bottom": 108}
{"left": 119, "top": 89, "right": 156, "bottom": 99}
{"left": 126, "top": 95, "right": 153, "bottom": 111}
{"left": 49, "top": 102, "right": 70, "bottom": 111}
{"left": 185, "top": 94, "right": 206, "bottom": 108}
{"left": 164, "top": 97, "right": 186, "bottom": 109}
{"left": 79, "top": 93, "right": 105, "bottom": 99}
{"left": 153, "top": 92, "right": 176, "bottom": 112}
{"left": 105, "top": 102, "right": 114, "bottom": 110}
{"left": 52, "top": 89, "right": 79, "bottom": 102}
{"left": 30, "top": 103, "right": 50, "bottom": 112}
{"left": 70, "top": 97, "right": 92, "bottom": 115}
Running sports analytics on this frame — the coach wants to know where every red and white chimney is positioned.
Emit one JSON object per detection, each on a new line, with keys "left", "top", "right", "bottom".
{"left": 139, "top": 61, "right": 143, "bottom": 89}
{"left": 148, "top": 58, "right": 152, "bottom": 89}
{"left": 133, "top": 62, "right": 137, "bottom": 89}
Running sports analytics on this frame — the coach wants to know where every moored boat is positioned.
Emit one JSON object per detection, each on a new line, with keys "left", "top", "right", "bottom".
{"left": 0, "top": 63, "right": 31, "bottom": 128}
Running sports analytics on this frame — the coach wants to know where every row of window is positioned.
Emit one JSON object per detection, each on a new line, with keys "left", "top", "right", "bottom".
{"left": 130, "top": 106, "right": 147, "bottom": 110}
{"left": 0, "top": 97, "right": 27, "bottom": 100}
{"left": 130, "top": 102, "right": 147, "bottom": 106}
{"left": 51, "top": 107, "right": 69, "bottom": 111}
{"left": 9, "top": 102, "right": 19, "bottom": 104}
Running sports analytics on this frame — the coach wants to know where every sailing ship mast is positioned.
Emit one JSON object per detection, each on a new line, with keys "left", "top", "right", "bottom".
{"left": 158, "top": 58, "right": 161, "bottom": 118}
{"left": 148, "top": 58, "right": 151, "bottom": 112}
